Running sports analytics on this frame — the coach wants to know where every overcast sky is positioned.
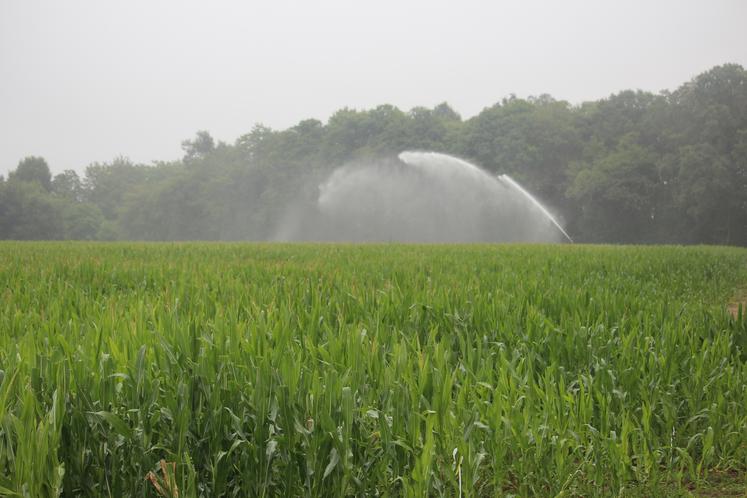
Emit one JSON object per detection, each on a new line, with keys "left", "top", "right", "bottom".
{"left": 1, "top": 0, "right": 746, "bottom": 176}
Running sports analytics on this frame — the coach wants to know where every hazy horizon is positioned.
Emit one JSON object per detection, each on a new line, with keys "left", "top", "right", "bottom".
{"left": 2, "top": 0, "right": 746, "bottom": 176}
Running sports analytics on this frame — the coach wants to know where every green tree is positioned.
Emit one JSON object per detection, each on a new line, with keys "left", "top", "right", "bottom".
{"left": 9, "top": 156, "right": 52, "bottom": 191}
{"left": 83, "top": 157, "right": 158, "bottom": 221}
{"left": 673, "top": 143, "right": 742, "bottom": 244}
{"left": 182, "top": 130, "right": 216, "bottom": 161}
{"left": 52, "top": 170, "right": 84, "bottom": 201}
{"left": 568, "top": 134, "right": 660, "bottom": 242}
{"left": 59, "top": 200, "right": 104, "bottom": 240}
{"left": 0, "top": 181, "right": 62, "bottom": 239}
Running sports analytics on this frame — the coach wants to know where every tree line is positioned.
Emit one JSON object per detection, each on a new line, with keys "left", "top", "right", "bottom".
{"left": 1, "top": 64, "right": 746, "bottom": 245}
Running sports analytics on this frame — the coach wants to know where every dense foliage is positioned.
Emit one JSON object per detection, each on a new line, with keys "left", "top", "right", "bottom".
{"left": 1, "top": 64, "right": 746, "bottom": 244}
{"left": 0, "top": 243, "right": 745, "bottom": 496}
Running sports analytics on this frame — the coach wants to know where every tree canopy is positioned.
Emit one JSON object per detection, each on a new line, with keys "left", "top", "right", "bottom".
{"left": 2, "top": 64, "right": 746, "bottom": 245}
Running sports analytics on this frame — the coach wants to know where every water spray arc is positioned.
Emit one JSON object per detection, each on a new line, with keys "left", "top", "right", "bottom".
{"left": 397, "top": 151, "right": 573, "bottom": 243}
{"left": 277, "top": 151, "right": 574, "bottom": 242}
{"left": 497, "top": 174, "right": 574, "bottom": 243}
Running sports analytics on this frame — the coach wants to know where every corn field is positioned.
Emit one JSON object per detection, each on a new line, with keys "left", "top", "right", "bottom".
{"left": 1, "top": 243, "right": 746, "bottom": 497}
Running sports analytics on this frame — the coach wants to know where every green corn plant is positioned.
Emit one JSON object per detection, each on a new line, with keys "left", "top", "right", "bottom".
{"left": 0, "top": 242, "right": 746, "bottom": 496}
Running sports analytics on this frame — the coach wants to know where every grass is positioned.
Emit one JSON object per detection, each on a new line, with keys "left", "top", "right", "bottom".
{"left": 0, "top": 242, "right": 746, "bottom": 497}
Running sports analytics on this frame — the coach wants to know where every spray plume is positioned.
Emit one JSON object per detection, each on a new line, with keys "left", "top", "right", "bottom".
{"left": 274, "top": 151, "right": 572, "bottom": 243}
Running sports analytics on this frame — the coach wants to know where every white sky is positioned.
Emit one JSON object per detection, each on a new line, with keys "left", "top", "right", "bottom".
{"left": 1, "top": 0, "right": 746, "bottom": 176}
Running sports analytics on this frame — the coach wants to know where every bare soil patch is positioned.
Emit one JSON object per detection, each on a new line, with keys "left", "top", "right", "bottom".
{"left": 692, "top": 469, "right": 746, "bottom": 497}
{"left": 728, "top": 289, "right": 747, "bottom": 319}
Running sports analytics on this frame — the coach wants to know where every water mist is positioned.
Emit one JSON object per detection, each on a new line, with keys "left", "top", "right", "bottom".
{"left": 274, "top": 151, "right": 572, "bottom": 243}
